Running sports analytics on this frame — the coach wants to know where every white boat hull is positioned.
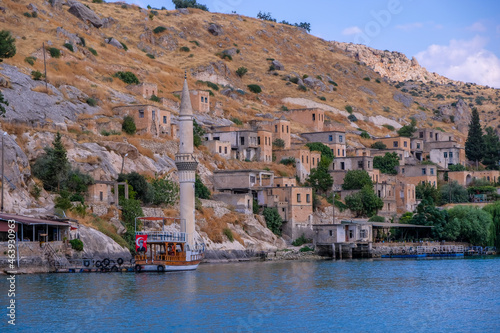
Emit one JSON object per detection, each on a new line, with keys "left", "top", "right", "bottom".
{"left": 138, "top": 263, "right": 200, "bottom": 272}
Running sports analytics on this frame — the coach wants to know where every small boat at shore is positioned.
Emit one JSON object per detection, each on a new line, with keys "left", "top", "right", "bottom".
{"left": 134, "top": 217, "right": 205, "bottom": 272}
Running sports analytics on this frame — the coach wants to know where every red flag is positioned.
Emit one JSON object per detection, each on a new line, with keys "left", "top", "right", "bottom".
{"left": 135, "top": 235, "right": 148, "bottom": 252}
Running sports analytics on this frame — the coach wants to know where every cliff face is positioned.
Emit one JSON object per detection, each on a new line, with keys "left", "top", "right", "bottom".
{"left": 331, "top": 42, "right": 454, "bottom": 85}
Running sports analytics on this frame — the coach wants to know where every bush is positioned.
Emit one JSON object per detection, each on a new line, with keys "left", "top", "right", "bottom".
{"left": 348, "top": 114, "right": 357, "bottom": 122}
{"left": 146, "top": 53, "right": 155, "bottom": 59}
{"left": 23, "top": 12, "right": 32, "bottom": 18}
{"left": 257, "top": 11, "right": 276, "bottom": 22}
{"left": 180, "top": 46, "right": 190, "bottom": 52}
{"left": 100, "top": 130, "right": 121, "bottom": 136}
{"left": 318, "top": 96, "right": 326, "bottom": 101}
{"left": 292, "top": 234, "right": 309, "bottom": 246}
{"left": 345, "top": 105, "right": 353, "bottom": 113}
{"left": 289, "top": 77, "right": 299, "bottom": 84}
{"left": 120, "top": 42, "right": 128, "bottom": 51}
{"left": 150, "top": 176, "right": 179, "bottom": 206}
{"left": 263, "top": 207, "right": 282, "bottom": 236}
{"left": 69, "top": 239, "right": 84, "bottom": 251}
{"left": 113, "top": 71, "right": 140, "bottom": 84}
{"left": 122, "top": 115, "right": 136, "bottom": 135}
{"left": 236, "top": 67, "right": 248, "bottom": 78}
{"left": 273, "top": 138, "right": 285, "bottom": 148}
{"left": 195, "top": 175, "right": 211, "bottom": 199}
{"left": 150, "top": 94, "right": 161, "bottom": 102}
{"left": 88, "top": 47, "right": 98, "bottom": 56}
{"left": 363, "top": 77, "right": 371, "bottom": 81}
{"left": 298, "top": 85, "right": 307, "bottom": 92}
{"left": 190, "top": 40, "right": 200, "bottom": 46}
{"left": 78, "top": 37, "right": 86, "bottom": 47}
{"left": 172, "top": 0, "right": 209, "bottom": 11}
{"left": 247, "top": 84, "right": 262, "bottom": 93}
{"left": 48, "top": 47, "right": 61, "bottom": 58}
{"left": 92, "top": 0, "right": 103, "bottom": 3}
{"left": 196, "top": 80, "right": 219, "bottom": 91}
{"left": 31, "top": 70, "right": 44, "bottom": 80}
{"left": 231, "top": 117, "right": 243, "bottom": 125}
{"left": 342, "top": 170, "right": 373, "bottom": 190}
{"left": 153, "top": 26, "right": 167, "bottom": 34}
{"left": 63, "top": 43, "right": 74, "bottom": 52}
{"left": 299, "top": 246, "right": 314, "bottom": 252}
{"left": 279, "top": 157, "right": 296, "bottom": 167}
{"left": 223, "top": 228, "right": 234, "bottom": 242}
{"left": 371, "top": 141, "right": 387, "bottom": 150}
{"left": 0, "top": 30, "right": 16, "bottom": 62}
{"left": 328, "top": 80, "right": 338, "bottom": 86}
{"left": 360, "top": 131, "right": 370, "bottom": 139}
{"left": 193, "top": 119, "right": 205, "bottom": 147}
{"left": 216, "top": 53, "right": 232, "bottom": 61}
{"left": 375, "top": 78, "right": 381, "bottom": 83}
{"left": 86, "top": 98, "right": 97, "bottom": 106}
{"left": 383, "top": 124, "right": 395, "bottom": 131}
{"left": 24, "top": 56, "right": 36, "bottom": 66}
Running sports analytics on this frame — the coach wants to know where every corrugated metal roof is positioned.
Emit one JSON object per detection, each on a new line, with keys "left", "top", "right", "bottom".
{"left": 0, "top": 213, "right": 71, "bottom": 226}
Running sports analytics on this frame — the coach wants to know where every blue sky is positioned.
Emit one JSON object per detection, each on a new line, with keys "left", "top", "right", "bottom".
{"left": 125, "top": 0, "right": 500, "bottom": 88}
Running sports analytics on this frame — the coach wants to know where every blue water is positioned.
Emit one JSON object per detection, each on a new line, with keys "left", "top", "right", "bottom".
{"left": 1, "top": 257, "right": 500, "bottom": 332}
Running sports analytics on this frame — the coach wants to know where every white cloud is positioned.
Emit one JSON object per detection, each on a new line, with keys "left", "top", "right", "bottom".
{"left": 395, "top": 22, "right": 424, "bottom": 31}
{"left": 466, "top": 22, "right": 487, "bottom": 32}
{"left": 415, "top": 36, "right": 500, "bottom": 88}
{"left": 342, "top": 26, "right": 362, "bottom": 36}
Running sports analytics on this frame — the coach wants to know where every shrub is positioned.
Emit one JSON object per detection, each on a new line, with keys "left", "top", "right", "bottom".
{"left": 216, "top": 53, "right": 232, "bottom": 61}
{"left": 273, "top": 138, "right": 285, "bottom": 148}
{"left": 69, "top": 239, "right": 84, "bottom": 251}
{"left": 24, "top": 56, "right": 36, "bottom": 65}
{"left": 0, "top": 30, "right": 16, "bottom": 61}
{"left": 348, "top": 114, "right": 357, "bottom": 122}
{"left": 371, "top": 141, "right": 387, "bottom": 150}
{"left": 231, "top": 117, "right": 243, "bottom": 125}
{"left": 193, "top": 119, "right": 205, "bottom": 147}
{"left": 150, "top": 176, "right": 179, "bottom": 206}
{"left": 289, "top": 77, "right": 299, "bottom": 84}
{"left": 31, "top": 70, "right": 44, "bottom": 80}
{"left": 195, "top": 174, "right": 211, "bottom": 199}
{"left": 78, "top": 37, "right": 86, "bottom": 47}
{"left": 299, "top": 246, "right": 313, "bottom": 252}
{"left": 236, "top": 67, "right": 248, "bottom": 78}
{"left": 257, "top": 11, "right": 276, "bottom": 22}
{"left": 196, "top": 80, "right": 219, "bottom": 91}
{"left": 153, "top": 26, "right": 167, "bottom": 34}
{"left": 88, "top": 47, "right": 98, "bottom": 56}
{"left": 279, "top": 157, "right": 296, "bottom": 167}
{"left": 263, "top": 207, "right": 282, "bottom": 236}
{"left": 292, "top": 234, "right": 309, "bottom": 246}
{"left": 383, "top": 124, "right": 395, "bottom": 131}
{"left": 92, "top": 0, "right": 103, "bottom": 3}
{"left": 363, "top": 77, "right": 371, "bottom": 81}
{"left": 247, "top": 84, "right": 262, "bottom": 93}
{"left": 172, "top": 0, "right": 209, "bottom": 11}
{"left": 122, "top": 115, "right": 136, "bottom": 135}
{"left": 86, "top": 98, "right": 97, "bottom": 106}
{"left": 113, "top": 71, "right": 140, "bottom": 84}
{"left": 345, "top": 105, "right": 353, "bottom": 113}
{"left": 360, "top": 131, "right": 370, "bottom": 139}
{"left": 150, "top": 94, "right": 161, "bottom": 102}
{"left": 223, "top": 228, "right": 234, "bottom": 242}
{"left": 120, "top": 42, "right": 128, "bottom": 51}
{"left": 375, "top": 78, "right": 381, "bottom": 83}
{"left": 368, "top": 215, "right": 385, "bottom": 222}
{"left": 63, "top": 43, "right": 74, "bottom": 52}
{"left": 100, "top": 130, "right": 121, "bottom": 136}
{"left": 298, "top": 85, "right": 307, "bottom": 92}
{"left": 180, "top": 46, "right": 190, "bottom": 52}
{"left": 328, "top": 80, "right": 338, "bottom": 86}
{"left": 146, "top": 53, "right": 155, "bottom": 59}
{"left": 190, "top": 40, "right": 199, "bottom": 46}
{"left": 318, "top": 96, "right": 326, "bottom": 101}
{"left": 48, "top": 47, "right": 61, "bottom": 58}
{"left": 23, "top": 12, "right": 32, "bottom": 18}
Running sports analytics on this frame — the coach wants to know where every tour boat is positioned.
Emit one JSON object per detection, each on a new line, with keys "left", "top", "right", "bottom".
{"left": 134, "top": 217, "right": 205, "bottom": 272}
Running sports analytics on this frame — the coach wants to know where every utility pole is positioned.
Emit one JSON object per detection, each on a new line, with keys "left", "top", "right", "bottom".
{"left": 42, "top": 42, "right": 48, "bottom": 91}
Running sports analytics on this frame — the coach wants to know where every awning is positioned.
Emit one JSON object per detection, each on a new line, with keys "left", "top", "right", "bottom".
{"left": 369, "top": 222, "right": 433, "bottom": 228}
{"left": 0, "top": 213, "right": 71, "bottom": 227}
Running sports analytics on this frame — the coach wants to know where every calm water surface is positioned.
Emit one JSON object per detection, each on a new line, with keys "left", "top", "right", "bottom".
{"left": 1, "top": 257, "right": 499, "bottom": 332}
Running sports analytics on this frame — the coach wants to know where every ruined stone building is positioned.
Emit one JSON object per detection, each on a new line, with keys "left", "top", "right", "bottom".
{"left": 300, "top": 129, "right": 347, "bottom": 157}
{"left": 114, "top": 105, "right": 171, "bottom": 136}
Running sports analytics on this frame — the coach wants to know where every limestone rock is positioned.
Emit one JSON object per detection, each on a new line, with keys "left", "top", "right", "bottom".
{"left": 56, "top": 27, "right": 81, "bottom": 47}
{"left": 102, "top": 16, "right": 117, "bottom": 28}
{"left": 222, "top": 48, "right": 237, "bottom": 56}
{"left": 73, "top": 225, "right": 131, "bottom": 261}
{"left": 68, "top": 1, "right": 103, "bottom": 28}
{"left": 178, "top": 8, "right": 189, "bottom": 14}
{"left": 27, "top": 3, "right": 39, "bottom": 12}
{"left": 105, "top": 37, "right": 123, "bottom": 49}
{"left": 207, "top": 23, "right": 223, "bottom": 36}
{"left": 49, "top": 0, "right": 62, "bottom": 10}
{"left": 271, "top": 59, "right": 285, "bottom": 70}
{"left": 393, "top": 92, "right": 413, "bottom": 108}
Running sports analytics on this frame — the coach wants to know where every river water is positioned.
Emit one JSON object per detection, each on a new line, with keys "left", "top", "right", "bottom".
{"left": 1, "top": 257, "right": 499, "bottom": 332}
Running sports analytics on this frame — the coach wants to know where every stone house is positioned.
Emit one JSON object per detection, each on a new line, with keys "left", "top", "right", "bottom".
{"left": 274, "top": 148, "right": 322, "bottom": 182}
{"left": 395, "top": 164, "right": 438, "bottom": 188}
{"left": 377, "top": 136, "right": 412, "bottom": 155}
{"left": 172, "top": 89, "right": 210, "bottom": 113}
{"left": 204, "top": 128, "right": 270, "bottom": 162}
{"left": 410, "top": 138, "right": 424, "bottom": 161}
{"left": 330, "top": 156, "right": 380, "bottom": 190}
{"left": 127, "top": 83, "right": 158, "bottom": 99}
{"left": 213, "top": 170, "right": 275, "bottom": 193}
{"left": 395, "top": 179, "right": 418, "bottom": 213}
{"left": 203, "top": 140, "right": 231, "bottom": 159}
{"left": 300, "top": 130, "right": 347, "bottom": 158}
{"left": 279, "top": 108, "right": 325, "bottom": 131}
{"left": 250, "top": 117, "right": 292, "bottom": 149}
{"left": 415, "top": 128, "right": 454, "bottom": 143}
{"left": 370, "top": 148, "right": 409, "bottom": 166}
{"left": 448, "top": 170, "right": 500, "bottom": 186}
{"left": 114, "top": 105, "right": 171, "bottom": 136}
{"left": 426, "top": 141, "right": 466, "bottom": 168}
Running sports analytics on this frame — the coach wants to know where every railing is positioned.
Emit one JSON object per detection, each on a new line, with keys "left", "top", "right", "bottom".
{"left": 43, "top": 243, "right": 69, "bottom": 269}
{"left": 136, "top": 231, "right": 187, "bottom": 242}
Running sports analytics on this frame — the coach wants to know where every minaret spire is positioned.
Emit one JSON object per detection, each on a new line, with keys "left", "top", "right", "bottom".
{"left": 175, "top": 74, "right": 198, "bottom": 249}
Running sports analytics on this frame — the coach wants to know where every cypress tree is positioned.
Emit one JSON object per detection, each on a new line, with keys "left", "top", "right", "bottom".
{"left": 465, "top": 108, "right": 485, "bottom": 164}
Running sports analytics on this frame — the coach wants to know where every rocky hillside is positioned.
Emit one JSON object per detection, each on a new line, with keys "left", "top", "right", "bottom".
{"left": 0, "top": 0, "right": 499, "bottom": 253}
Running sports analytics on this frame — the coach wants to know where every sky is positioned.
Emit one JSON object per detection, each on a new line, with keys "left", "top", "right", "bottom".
{"left": 125, "top": 0, "right": 500, "bottom": 88}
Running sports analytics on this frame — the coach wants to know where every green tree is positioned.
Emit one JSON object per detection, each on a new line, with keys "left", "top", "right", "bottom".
{"left": 415, "top": 182, "right": 441, "bottom": 205}
{"left": 306, "top": 164, "right": 333, "bottom": 194}
{"left": 0, "top": 91, "right": 8, "bottom": 117}
{"left": 465, "top": 108, "right": 485, "bottom": 164}
{"left": 195, "top": 174, "right": 211, "bottom": 199}
{"left": 448, "top": 164, "right": 466, "bottom": 171}
{"left": 411, "top": 199, "right": 448, "bottom": 240}
{"left": 273, "top": 138, "right": 285, "bottom": 149}
{"left": 263, "top": 207, "right": 283, "bottom": 236}
{"left": 483, "top": 202, "right": 500, "bottom": 248}
{"left": 344, "top": 185, "right": 383, "bottom": 217}
{"left": 118, "top": 172, "right": 153, "bottom": 204}
{"left": 448, "top": 205, "right": 492, "bottom": 245}
{"left": 113, "top": 71, "right": 139, "bottom": 84}
{"left": 32, "top": 132, "right": 71, "bottom": 191}
{"left": 236, "top": 67, "right": 248, "bottom": 78}
{"left": 120, "top": 198, "right": 144, "bottom": 253}
{"left": 482, "top": 127, "right": 500, "bottom": 170}
{"left": 397, "top": 118, "right": 417, "bottom": 137}
{"left": 0, "top": 30, "right": 16, "bottom": 61}
{"left": 373, "top": 152, "right": 399, "bottom": 175}
{"left": 54, "top": 190, "right": 73, "bottom": 211}
{"left": 193, "top": 119, "right": 204, "bottom": 147}
{"left": 342, "top": 170, "right": 373, "bottom": 190}
{"left": 305, "top": 142, "right": 334, "bottom": 162}
{"left": 440, "top": 181, "right": 469, "bottom": 204}
{"left": 371, "top": 141, "right": 387, "bottom": 150}
{"left": 122, "top": 115, "right": 136, "bottom": 135}
{"left": 172, "top": 0, "right": 209, "bottom": 11}
{"left": 150, "top": 176, "right": 179, "bottom": 206}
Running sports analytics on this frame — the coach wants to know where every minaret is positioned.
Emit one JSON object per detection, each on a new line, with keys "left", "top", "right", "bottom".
{"left": 175, "top": 73, "right": 198, "bottom": 250}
